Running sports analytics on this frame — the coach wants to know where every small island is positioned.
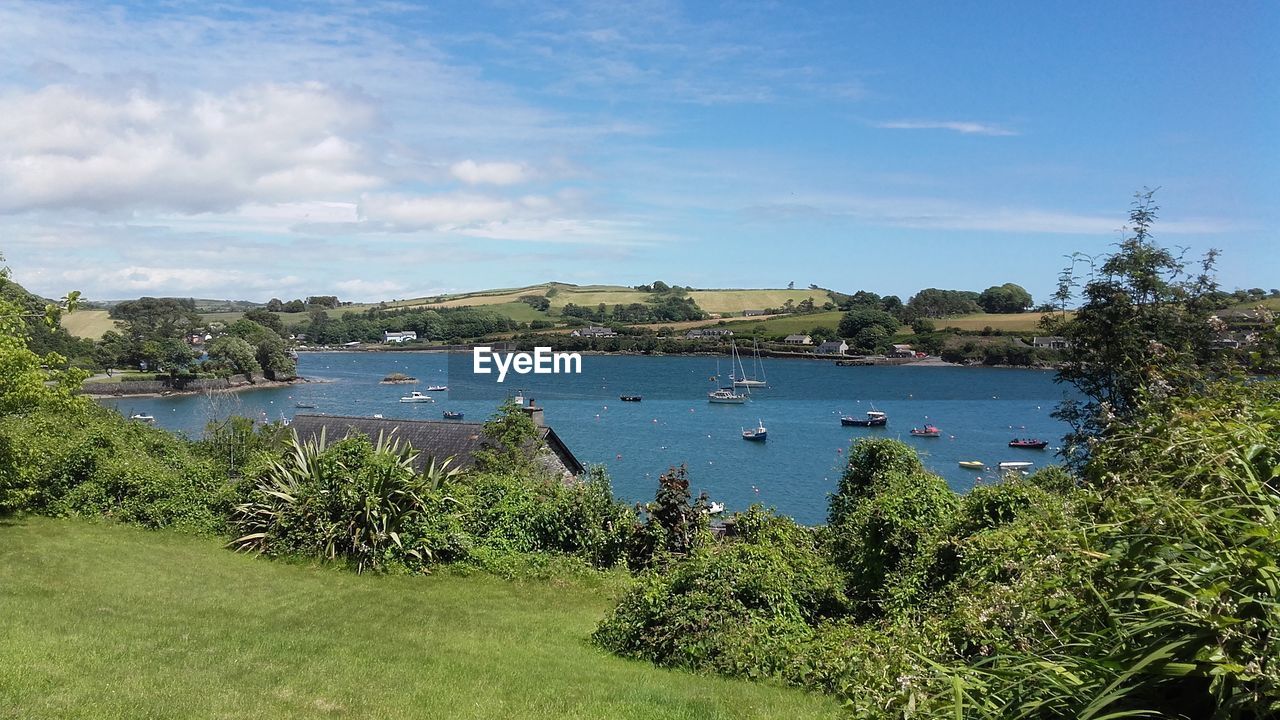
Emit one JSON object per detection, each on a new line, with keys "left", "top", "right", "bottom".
{"left": 379, "top": 372, "right": 418, "bottom": 384}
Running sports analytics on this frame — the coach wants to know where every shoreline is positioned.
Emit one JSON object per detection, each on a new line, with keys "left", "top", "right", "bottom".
{"left": 82, "top": 376, "right": 310, "bottom": 399}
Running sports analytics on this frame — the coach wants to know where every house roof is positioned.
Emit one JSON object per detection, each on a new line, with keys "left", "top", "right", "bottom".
{"left": 288, "top": 414, "right": 585, "bottom": 476}
{"left": 784, "top": 334, "right": 812, "bottom": 341}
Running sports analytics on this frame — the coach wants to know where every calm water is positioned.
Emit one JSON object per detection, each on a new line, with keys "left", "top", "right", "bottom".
{"left": 103, "top": 352, "right": 1074, "bottom": 525}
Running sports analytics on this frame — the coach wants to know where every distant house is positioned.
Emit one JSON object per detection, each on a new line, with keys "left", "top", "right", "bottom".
{"left": 888, "top": 344, "right": 915, "bottom": 358}
{"left": 383, "top": 330, "right": 418, "bottom": 344}
{"left": 288, "top": 409, "right": 584, "bottom": 480}
{"left": 816, "top": 340, "right": 848, "bottom": 355}
{"left": 1031, "top": 336, "right": 1071, "bottom": 350}
{"left": 685, "top": 328, "right": 734, "bottom": 339}
{"left": 783, "top": 334, "right": 813, "bottom": 345}
{"left": 571, "top": 326, "right": 617, "bottom": 338}
{"left": 742, "top": 309, "right": 767, "bottom": 317}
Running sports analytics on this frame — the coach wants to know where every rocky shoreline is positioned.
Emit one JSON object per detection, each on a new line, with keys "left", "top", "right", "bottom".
{"left": 80, "top": 375, "right": 310, "bottom": 399}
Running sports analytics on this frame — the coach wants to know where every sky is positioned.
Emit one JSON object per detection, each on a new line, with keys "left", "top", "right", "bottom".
{"left": 0, "top": 0, "right": 1276, "bottom": 304}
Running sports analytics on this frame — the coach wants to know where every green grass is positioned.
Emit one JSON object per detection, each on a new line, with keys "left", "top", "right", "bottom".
{"left": 932, "top": 311, "right": 1059, "bottom": 332}
{"left": 60, "top": 309, "right": 119, "bottom": 339}
{"left": 720, "top": 311, "right": 845, "bottom": 336}
{"left": 0, "top": 517, "right": 841, "bottom": 720}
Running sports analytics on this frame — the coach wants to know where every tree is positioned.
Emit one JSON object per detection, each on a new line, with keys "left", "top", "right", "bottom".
{"left": 473, "top": 400, "right": 543, "bottom": 475}
{"left": 265, "top": 298, "right": 284, "bottom": 312}
{"left": 977, "top": 283, "right": 1033, "bottom": 313}
{"left": 0, "top": 253, "right": 87, "bottom": 416}
{"left": 905, "top": 289, "right": 980, "bottom": 319}
{"left": 788, "top": 281, "right": 795, "bottom": 290}
{"left": 911, "top": 318, "right": 936, "bottom": 334}
{"left": 243, "top": 308, "right": 285, "bottom": 336}
{"left": 838, "top": 307, "right": 900, "bottom": 339}
{"left": 305, "top": 295, "right": 340, "bottom": 309}
{"left": 852, "top": 325, "right": 889, "bottom": 352}
{"left": 282, "top": 299, "right": 306, "bottom": 313}
{"left": 1051, "top": 189, "right": 1220, "bottom": 466}
{"left": 142, "top": 337, "right": 199, "bottom": 378}
{"left": 206, "top": 335, "right": 259, "bottom": 380}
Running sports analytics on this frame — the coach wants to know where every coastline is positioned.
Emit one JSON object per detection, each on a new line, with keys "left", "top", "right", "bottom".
{"left": 81, "top": 376, "right": 310, "bottom": 399}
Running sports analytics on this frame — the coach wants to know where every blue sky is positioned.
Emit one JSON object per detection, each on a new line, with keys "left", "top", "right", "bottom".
{"left": 0, "top": 1, "right": 1275, "bottom": 304}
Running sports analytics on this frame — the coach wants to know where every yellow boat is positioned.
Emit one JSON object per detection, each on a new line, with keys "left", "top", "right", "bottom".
{"left": 958, "top": 460, "right": 985, "bottom": 470}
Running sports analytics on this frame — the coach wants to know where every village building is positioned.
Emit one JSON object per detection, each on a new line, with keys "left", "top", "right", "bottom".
{"left": 1031, "top": 336, "right": 1072, "bottom": 350}
{"left": 887, "top": 344, "right": 916, "bottom": 358}
{"left": 570, "top": 326, "right": 617, "bottom": 338}
{"left": 815, "top": 339, "right": 849, "bottom": 355}
{"left": 684, "top": 328, "right": 734, "bottom": 339}
{"left": 383, "top": 330, "right": 418, "bottom": 344}
{"left": 742, "top": 309, "right": 767, "bottom": 317}
{"left": 783, "top": 334, "right": 813, "bottom": 345}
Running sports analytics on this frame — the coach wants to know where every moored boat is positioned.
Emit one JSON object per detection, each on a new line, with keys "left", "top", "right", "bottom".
{"left": 910, "top": 424, "right": 941, "bottom": 437}
{"left": 708, "top": 387, "right": 747, "bottom": 404}
{"left": 958, "top": 460, "right": 985, "bottom": 469}
{"left": 619, "top": 394, "right": 642, "bottom": 402}
{"left": 841, "top": 410, "right": 888, "bottom": 427}
{"left": 427, "top": 385, "right": 448, "bottom": 392}
{"left": 1008, "top": 438, "right": 1048, "bottom": 449}
{"left": 998, "top": 460, "right": 1034, "bottom": 472}
{"left": 742, "top": 420, "right": 767, "bottom": 441}
{"left": 130, "top": 413, "right": 156, "bottom": 423}
{"left": 442, "top": 410, "right": 464, "bottom": 420}
{"left": 399, "top": 391, "right": 434, "bottom": 403}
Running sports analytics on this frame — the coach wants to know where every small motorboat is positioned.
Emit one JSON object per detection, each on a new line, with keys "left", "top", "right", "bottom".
{"left": 998, "top": 461, "right": 1034, "bottom": 472}
{"left": 707, "top": 501, "right": 726, "bottom": 514}
{"left": 841, "top": 410, "right": 888, "bottom": 427}
{"left": 1008, "top": 438, "right": 1049, "bottom": 449}
{"left": 427, "top": 385, "right": 448, "bottom": 392}
{"left": 958, "top": 460, "right": 985, "bottom": 470}
{"left": 130, "top": 413, "right": 156, "bottom": 423}
{"left": 399, "top": 391, "right": 434, "bottom": 403}
{"left": 619, "top": 395, "right": 643, "bottom": 402}
{"left": 910, "top": 424, "right": 941, "bottom": 437}
{"left": 742, "top": 420, "right": 767, "bottom": 442}
{"left": 442, "top": 410, "right": 464, "bottom": 420}
{"left": 708, "top": 387, "right": 747, "bottom": 404}
{"left": 295, "top": 403, "right": 316, "bottom": 409}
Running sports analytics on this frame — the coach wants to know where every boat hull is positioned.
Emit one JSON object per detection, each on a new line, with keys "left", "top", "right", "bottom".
{"left": 1008, "top": 441, "right": 1048, "bottom": 449}
{"left": 842, "top": 418, "right": 887, "bottom": 427}
{"left": 958, "top": 461, "right": 985, "bottom": 469}
{"left": 742, "top": 432, "right": 767, "bottom": 441}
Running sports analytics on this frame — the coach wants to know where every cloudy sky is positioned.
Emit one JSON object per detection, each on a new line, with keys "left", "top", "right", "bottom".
{"left": 1, "top": 1, "right": 1275, "bottom": 303}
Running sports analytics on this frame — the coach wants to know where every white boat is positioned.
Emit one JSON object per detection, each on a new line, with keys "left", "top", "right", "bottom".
{"left": 399, "top": 391, "right": 435, "bottom": 403}
{"left": 427, "top": 385, "right": 448, "bottom": 392}
{"left": 707, "top": 501, "right": 726, "bottom": 514}
{"left": 742, "top": 419, "right": 767, "bottom": 441}
{"left": 731, "top": 340, "right": 768, "bottom": 388}
{"left": 130, "top": 413, "right": 156, "bottom": 423}
{"left": 708, "top": 387, "right": 747, "bottom": 404}
{"left": 998, "top": 461, "right": 1034, "bottom": 472}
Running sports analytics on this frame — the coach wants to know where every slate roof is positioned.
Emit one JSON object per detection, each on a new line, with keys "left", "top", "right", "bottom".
{"left": 288, "top": 414, "right": 585, "bottom": 477}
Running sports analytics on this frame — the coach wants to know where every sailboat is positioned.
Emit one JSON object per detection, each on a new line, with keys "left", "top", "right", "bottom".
{"left": 708, "top": 355, "right": 747, "bottom": 403}
{"left": 732, "top": 339, "right": 768, "bottom": 388}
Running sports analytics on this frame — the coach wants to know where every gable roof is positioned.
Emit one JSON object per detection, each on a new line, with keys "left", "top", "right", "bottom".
{"left": 288, "top": 414, "right": 585, "bottom": 476}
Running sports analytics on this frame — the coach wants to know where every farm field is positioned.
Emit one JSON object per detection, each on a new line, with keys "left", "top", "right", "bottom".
{"left": 932, "top": 311, "right": 1061, "bottom": 332}
{"left": 0, "top": 518, "right": 840, "bottom": 720}
{"left": 60, "top": 309, "right": 119, "bottom": 339}
{"left": 720, "top": 310, "right": 845, "bottom": 336}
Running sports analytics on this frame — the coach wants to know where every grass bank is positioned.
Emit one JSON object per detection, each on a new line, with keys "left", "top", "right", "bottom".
{"left": 0, "top": 517, "right": 841, "bottom": 720}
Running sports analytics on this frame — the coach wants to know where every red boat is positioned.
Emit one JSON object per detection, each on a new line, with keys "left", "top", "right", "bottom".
{"left": 1008, "top": 438, "right": 1048, "bottom": 449}
{"left": 910, "top": 424, "right": 941, "bottom": 438}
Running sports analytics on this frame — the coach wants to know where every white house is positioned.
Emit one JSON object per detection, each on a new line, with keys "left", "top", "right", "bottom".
{"left": 783, "top": 334, "right": 813, "bottom": 345}
{"left": 685, "top": 328, "right": 734, "bottom": 339}
{"left": 571, "top": 326, "right": 617, "bottom": 338}
{"left": 383, "top": 330, "right": 418, "bottom": 344}
{"left": 1031, "top": 336, "right": 1071, "bottom": 350}
{"left": 815, "top": 340, "right": 848, "bottom": 355}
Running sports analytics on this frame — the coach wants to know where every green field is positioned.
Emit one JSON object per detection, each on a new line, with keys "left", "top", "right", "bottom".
{"left": 720, "top": 310, "right": 845, "bottom": 336}
{"left": 60, "top": 309, "right": 119, "bottom": 339}
{"left": 932, "top": 311, "right": 1061, "bottom": 332}
{"left": 0, "top": 517, "right": 839, "bottom": 720}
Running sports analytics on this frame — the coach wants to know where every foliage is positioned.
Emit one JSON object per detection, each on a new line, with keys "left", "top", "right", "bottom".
{"left": 231, "top": 430, "right": 455, "bottom": 572}
{"left": 906, "top": 288, "right": 981, "bottom": 319}
{"left": 977, "top": 283, "right": 1033, "bottom": 313}
{"left": 1051, "top": 189, "right": 1221, "bottom": 466}
{"left": 1, "top": 404, "right": 229, "bottom": 530}
{"left": 472, "top": 400, "right": 545, "bottom": 475}
{"left": 0, "top": 257, "right": 90, "bottom": 416}
{"left": 629, "top": 464, "right": 711, "bottom": 567}
{"left": 205, "top": 334, "right": 259, "bottom": 379}
{"left": 837, "top": 307, "right": 900, "bottom": 341}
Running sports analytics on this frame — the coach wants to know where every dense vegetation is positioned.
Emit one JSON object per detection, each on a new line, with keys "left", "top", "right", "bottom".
{"left": 301, "top": 304, "right": 516, "bottom": 344}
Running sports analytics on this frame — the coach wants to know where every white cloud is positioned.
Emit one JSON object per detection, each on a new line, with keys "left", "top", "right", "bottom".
{"left": 0, "top": 83, "right": 383, "bottom": 214}
{"left": 873, "top": 120, "right": 1019, "bottom": 136}
{"left": 333, "top": 278, "right": 410, "bottom": 300}
{"left": 450, "top": 160, "right": 530, "bottom": 186}
{"left": 357, "top": 192, "right": 518, "bottom": 229}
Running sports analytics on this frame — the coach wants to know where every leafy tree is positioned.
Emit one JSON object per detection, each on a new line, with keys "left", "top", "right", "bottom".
{"left": 639, "top": 464, "right": 709, "bottom": 559}
{"left": 0, "top": 254, "right": 88, "bottom": 416}
{"left": 910, "top": 318, "right": 936, "bottom": 334}
{"left": 1050, "top": 189, "right": 1221, "bottom": 466}
{"left": 473, "top": 400, "right": 543, "bottom": 475}
{"left": 265, "top": 298, "right": 284, "bottom": 312}
{"left": 206, "top": 335, "right": 259, "bottom": 379}
{"left": 838, "top": 307, "right": 900, "bottom": 339}
{"left": 305, "top": 295, "right": 340, "bottom": 309}
{"left": 243, "top": 308, "right": 285, "bottom": 336}
{"left": 282, "top": 299, "right": 306, "bottom": 313}
{"left": 977, "top": 283, "right": 1033, "bottom": 313}
{"left": 905, "top": 288, "right": 980, "bottom": 319}
{"left": 852, "top": 325, "right": 889, "bottom": 353}
{"left": 141, "top": 337, "right": 199, "bottom": 378}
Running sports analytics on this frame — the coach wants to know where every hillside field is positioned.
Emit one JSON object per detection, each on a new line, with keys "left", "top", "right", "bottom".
{"left": 60, "top": 309, "right": 119, "bottom": 339}
{"left": 0, "top": 517, "right": 839, "bottom": 720}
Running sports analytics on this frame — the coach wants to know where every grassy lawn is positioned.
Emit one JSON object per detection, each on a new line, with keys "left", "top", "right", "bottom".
{"left": 0, "top": 518, "right": 841, "bottom": 720}
{"left": 60, "top": 309, "right": 119, "bottom": 339}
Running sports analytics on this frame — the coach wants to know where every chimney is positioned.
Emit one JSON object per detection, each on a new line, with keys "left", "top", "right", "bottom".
{"left": 521, "top": 398, "right": 545, "bottom": 427}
